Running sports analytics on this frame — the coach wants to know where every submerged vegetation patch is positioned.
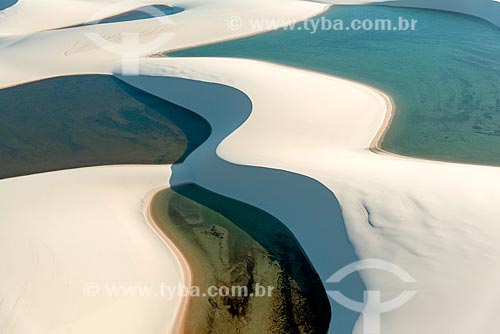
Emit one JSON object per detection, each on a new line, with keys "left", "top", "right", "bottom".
{"left": 150, "top": 184, "right": 331, "bottom": 334}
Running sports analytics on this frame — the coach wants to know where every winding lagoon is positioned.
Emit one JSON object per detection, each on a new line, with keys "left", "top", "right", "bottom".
{"left": 172, "top": 6, "right": 500, "bottom": 166}
{"left": 1, "top": 73, "right": 332, "bottom": 332}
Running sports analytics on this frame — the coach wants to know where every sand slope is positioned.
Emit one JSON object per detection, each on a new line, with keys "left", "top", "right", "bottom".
{"left": 0, "top": 0, "right": 174, "bottom": 35}
{"left": 120, "top": 57, "right": 500, "bottom": 334}
{"left": 0, "top": 166, "right": 188, "bottom": 334}
{"left": 1, "top": 0, "right": 500, "bottom": 333}
{"left": 0, "top": 0, "right": 327, "bottom": 87}
{"left": 0, "top": 1, "right": 328, "bottom": 333}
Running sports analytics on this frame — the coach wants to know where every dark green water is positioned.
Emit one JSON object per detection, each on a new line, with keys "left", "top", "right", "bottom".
{"left": 152, "top": 184, "right": 331, "bottom": 333}
{"left": 0, "top": 75, "right": 210, "bottom": 179}
{"left": 171, "top": 6, "right": 500, "bottom": 165}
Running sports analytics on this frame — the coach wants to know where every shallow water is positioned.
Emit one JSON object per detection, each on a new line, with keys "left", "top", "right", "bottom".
{"left": 151, "top": 184, "right": 331, "bottom": 333}
{"left": 171, "top": 6, "right": 500, "bottom": 166}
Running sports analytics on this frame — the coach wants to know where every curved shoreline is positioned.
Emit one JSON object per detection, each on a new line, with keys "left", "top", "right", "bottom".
{"left": 0, "top": 74, "right": 211, "bottom": 180}
{"left": 145, "top": 183, "right": 332, "bottom": 333}
{"left": 2, "top": 1, "right": 495, "bottom": 332}
{"left": 4, "top": 2, "right": 496, "bottom": 169}
{"left": 0, "top": 64, "right": 475, "bottom": 168}
{"left": 121, "top": 56, "right": 500, "bottom": 333}
{"left": 168, "top": 5, "right": 500, "bottom": 168}
{"left": 145, "top": 186, "right": 192, "bottom": 334}
{"left": 368, "top": 84, "right": 500, "bottom": 168}
{"left": 205, "top": 57, "right": 500, "bottom": 169}
{"left": 156, "top": 4, "right": 332, "bottom": 56}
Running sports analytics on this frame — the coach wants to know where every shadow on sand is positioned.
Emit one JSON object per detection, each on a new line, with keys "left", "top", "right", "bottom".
{"left": 64, "top": 5, "right": 183, "bottom": 29}
{"left": 119, "top": 74, "right": 366, "bottom": 334}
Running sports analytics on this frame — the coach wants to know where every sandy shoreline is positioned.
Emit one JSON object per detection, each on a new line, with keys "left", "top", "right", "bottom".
{"left": 146, "top": 184, "right": 331, "bottom": 333}
{"left": 157, "top": 4, "right": 332, "bottom": 56}
{"left": 3, "top": 0, "right": 500, "bottom": 333}
{"left": 0, "top": 2, "right": 331, "bottom": 332}
{"left": 368, "top": 85, "right": 500, "bottom": 168}
{"left": 145, "top": 187, "right": 192, "bottom": 334}
{"left": 0, "top": 165, "right": 185, "bottom": 333}
{"left": 121, "top": 56, "right": 500, "bottom": 333}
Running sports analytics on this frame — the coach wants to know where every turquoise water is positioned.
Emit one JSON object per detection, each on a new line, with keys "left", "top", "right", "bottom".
{"left": 171, "top": 6, "right": 500, "bottom": 166}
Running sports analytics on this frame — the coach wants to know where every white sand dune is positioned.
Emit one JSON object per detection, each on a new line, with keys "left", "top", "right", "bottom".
{"left": 0, "top": 0, "right": 176, "bottom": 35}
{"left": 120, "top": 57, "right": 500, "bottom": 334}
{"left": 1, "top": 0, "right": 500, "bottom": 333}
{"left": 0, "top": 0, "right": 327, "bottom": 86}
{"left": 0, "top": 1, "right": 328, "bottom": 333}
{"left": 0, "top": 166, "right": 188, "bottom": 334}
